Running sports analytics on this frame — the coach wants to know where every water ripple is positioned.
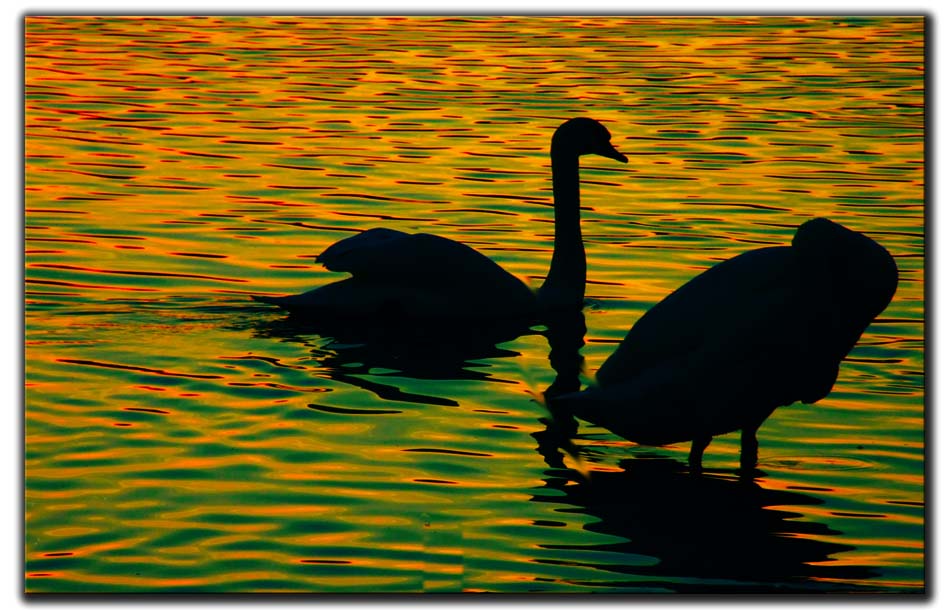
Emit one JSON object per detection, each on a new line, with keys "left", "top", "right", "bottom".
{"left": 25, "top": 15, "right": 924, "bottom": 593}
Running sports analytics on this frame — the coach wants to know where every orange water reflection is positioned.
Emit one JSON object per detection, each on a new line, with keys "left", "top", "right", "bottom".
{"left": 25, "top": 15, "right": 923, "bottom": 593}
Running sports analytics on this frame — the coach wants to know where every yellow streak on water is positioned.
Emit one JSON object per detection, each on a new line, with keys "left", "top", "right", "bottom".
{"left": 24, "top": 15, "right": 924, "bottom": 593}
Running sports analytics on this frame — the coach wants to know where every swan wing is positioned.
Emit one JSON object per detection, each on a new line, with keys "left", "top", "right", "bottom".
{"left": 597, "top": 246, "right": 807, "bottom": 384}
{"left": 318, "top": 229, "right": 473, "bottom": 281}
{"left": 317, "top": 229, "right": 531, "bottom": 293}
{"left": 316, "top": 228, "right": 412, "bottom": 274}
{"left": 601, "top": 244, "right": 846, "bottom": 402}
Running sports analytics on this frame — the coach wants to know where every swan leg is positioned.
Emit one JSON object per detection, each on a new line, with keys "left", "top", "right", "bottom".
{"left": 740, "top": 425, "right": 760, "bottom": 471}
{"left": 689, "top": 435, "right": 712, "bottom": 472}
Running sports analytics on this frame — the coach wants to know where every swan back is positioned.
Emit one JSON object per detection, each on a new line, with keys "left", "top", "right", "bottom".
{"left": 595, "top": 218, "right": 897, "bottom": 389}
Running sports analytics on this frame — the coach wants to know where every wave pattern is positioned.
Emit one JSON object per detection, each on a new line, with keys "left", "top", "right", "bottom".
{"left": 25, "top": 16, "right": 923, "bottom": 593}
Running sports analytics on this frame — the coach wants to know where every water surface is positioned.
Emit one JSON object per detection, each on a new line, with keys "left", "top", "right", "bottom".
{"left": 25, "top": 16, "right": 924, "bottom": 593}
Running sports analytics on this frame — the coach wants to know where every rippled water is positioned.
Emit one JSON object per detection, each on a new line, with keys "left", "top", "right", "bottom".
{"left": 25, "top": 16, "right": 924, "bottom": 593}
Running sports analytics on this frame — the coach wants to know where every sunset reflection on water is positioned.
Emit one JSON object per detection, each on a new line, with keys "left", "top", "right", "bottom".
{"left": 25, "top": 16, "right": 923, "bottom": 593}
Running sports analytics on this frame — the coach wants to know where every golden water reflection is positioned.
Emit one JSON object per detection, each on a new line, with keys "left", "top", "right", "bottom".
{"left": 25, "top": 15, "right": 923, "bottom": 593}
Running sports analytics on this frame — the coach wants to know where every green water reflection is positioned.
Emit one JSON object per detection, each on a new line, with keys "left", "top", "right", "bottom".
{"left": 25, "top": 16, "right": 923, "bottom": 593}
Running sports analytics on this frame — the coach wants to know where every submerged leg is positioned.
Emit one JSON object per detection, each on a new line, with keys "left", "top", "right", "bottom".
{"left": 689, "top": 435, "right": 712, "bottom": 472}
{"left": 740, "top": 425, "right": 760, "bottom": 471}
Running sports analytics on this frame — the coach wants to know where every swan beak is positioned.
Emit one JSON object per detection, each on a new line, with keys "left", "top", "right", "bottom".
{"left": 601, "top": 144, "right": 628, "bottom": 163}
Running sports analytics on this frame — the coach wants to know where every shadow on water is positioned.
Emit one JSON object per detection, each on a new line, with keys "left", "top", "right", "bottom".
{"left": 233, "top": 306, "right": 536, "bottom": 407}
{"left": 531, "top": 457, "right": 879, "bottom": 593}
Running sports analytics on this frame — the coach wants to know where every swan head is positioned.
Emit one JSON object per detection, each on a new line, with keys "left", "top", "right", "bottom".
{"left": 552, "top": 117, "right": 628, "bottom": 163}
{"left": 792, "top": 217, "right": 899, "bottom": 321}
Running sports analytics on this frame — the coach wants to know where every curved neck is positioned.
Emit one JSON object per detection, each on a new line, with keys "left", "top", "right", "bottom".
{"left": 539, "top": 149, "right": 585, "bottom": 310}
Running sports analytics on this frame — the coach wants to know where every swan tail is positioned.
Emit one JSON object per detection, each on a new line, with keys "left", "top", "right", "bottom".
{"left": 251, "top": 293, "right": 321, "bottom": 313}
{"left": 552, "top": 386, "right": 646, "bottom": 439}
{"left": 553, "top": 383, "right": 703, "bottom": 449}
{"left": 251, "top": 294, "right": 283, "bottom": 306}
{"left": 251, "top": 284, "right": 333, "bottom": 311}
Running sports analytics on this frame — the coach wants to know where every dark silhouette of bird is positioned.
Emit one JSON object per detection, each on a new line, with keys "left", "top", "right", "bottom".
{"left": 253, "top": 118, "right": 627, "bottom": 319}
{"left": 552, "top": 218, "right": 898, "bottom": 471}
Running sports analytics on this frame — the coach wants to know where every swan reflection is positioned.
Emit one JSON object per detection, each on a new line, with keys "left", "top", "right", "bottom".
{"left": 244, "top": 311, "right": 533, "bottom": 408}
{"left": 532, "top": 308, "right": 588, "bottom": 470}
{"left": 531, "top": 457, "right": 878, "bottom": 592}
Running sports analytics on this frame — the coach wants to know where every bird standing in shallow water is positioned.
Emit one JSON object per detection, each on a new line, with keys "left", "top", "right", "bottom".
{"left": 552, "top": 218, "right": 898, "bottom": 471}
{"left": 253, "top": 117, "right": 627, "bottom": 320}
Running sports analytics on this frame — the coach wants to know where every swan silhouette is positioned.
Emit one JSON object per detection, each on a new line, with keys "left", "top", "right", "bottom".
{"left": 553, "top": 218, "right": 898, "bottom": 471}
{"left": 252, "top": 118, "right": 627, "bottom": 319}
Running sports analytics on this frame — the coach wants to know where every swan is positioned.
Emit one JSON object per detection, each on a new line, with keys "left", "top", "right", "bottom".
{"left": 252, "top": 117, "right": 627, "bottom": 319}
{"left": 552, "top": 218, "right": 898, "bottom": 471}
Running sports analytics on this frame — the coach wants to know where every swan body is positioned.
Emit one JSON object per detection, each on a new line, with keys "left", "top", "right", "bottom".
{"left": 554, "top": 218, "right": 898, "bottom": 470}
{"left": 254, "top": 228, "right": 535, "bottom": 318}
{"left": 253, "top": 118, "right": 628, "bottom": 319}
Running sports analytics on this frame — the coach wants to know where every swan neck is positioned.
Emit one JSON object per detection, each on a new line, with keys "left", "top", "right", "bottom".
{"left": 552, "top": 150, "right": 581, "bottom": 212}
{"left": 540, "top": 150, "right": 585, "bottom": 310}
